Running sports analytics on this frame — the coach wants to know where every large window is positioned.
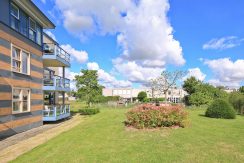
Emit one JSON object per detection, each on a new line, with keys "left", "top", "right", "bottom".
{"left": 10, "top": 3, "right": 43, "bottom": 45}
{"left": 10, "top": 3, "right": 20, "bottom": 31}
{"left": 12, "top": 88, "right": 30, "bottom": 113}
{"left": 12, "top": 45, "right": 30, "bottom": 75}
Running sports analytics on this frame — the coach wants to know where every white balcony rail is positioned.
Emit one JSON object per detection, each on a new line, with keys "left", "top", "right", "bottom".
{"left": 43, "top": 104, "right": 70, "bottom": 118}
{"left": 43, "top": 43, "right": 70, "bottom": 63}
{"left": 44, "top": 75, "right": 70, "bottom": 88}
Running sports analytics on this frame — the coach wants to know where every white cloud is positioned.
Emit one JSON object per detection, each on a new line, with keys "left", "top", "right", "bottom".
{"left": 87, "top": 62, "right": 132, "bottom": 88}
{"left": 203, "top": 36, "right": 244, "bottom": 50}
{"left": 204, "top": 58, "right": 244, "bottom": 87}
{"left": 183, "top": 68, "right": 206, "bottom": 81}
{"left": 61, "top": 44, "right": 88, "bottom": 63}
{"left": 45, "top": 30, "right": 57, "bottom": 41}
{"left": 54, "top": 0, "right": 185, "bottom": 84}
{"left": 87, "top": 62, "right": 99, "bottom": 70}
{"left": 112, "top": 60, "right": 163, "bottom": 84}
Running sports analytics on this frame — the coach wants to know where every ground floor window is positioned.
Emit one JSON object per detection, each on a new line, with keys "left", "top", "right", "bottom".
{"left": 12, "top": 88, "right": 30, "bottom": 113}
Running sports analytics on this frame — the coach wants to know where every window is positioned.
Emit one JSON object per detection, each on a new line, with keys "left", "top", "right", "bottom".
{"left": 10, "top": 3, "right": 20, "bottom": 31}
{"left": 10, "top": 3, "right": 43, "bottom": 45}
{"left": 12, "top": 47, "right": 21, "bottom": 72}
{"left": 12, "top": 88, "right": 30, "bottom": 113}
{"left": 12, "top": 45, "right": 30, "bottom": 75}
{"left": 36, "top": 25, "right": 42, "bottom": 45}
{"left": 20, "top": 12, "right": 28, "bottom": 37}
{"left": 29, "top": 18, "right": 36, "bottom": 42}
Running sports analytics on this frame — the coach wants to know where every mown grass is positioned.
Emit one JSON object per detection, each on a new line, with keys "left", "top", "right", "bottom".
{"left": 12, "top": 103, "right": 244, "bottom": 163}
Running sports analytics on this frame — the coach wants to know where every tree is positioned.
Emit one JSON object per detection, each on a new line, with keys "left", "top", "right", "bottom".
{"left": 183, "top": 76, "right": 201, "bottom": 95}
{"left": 158, "top": 70, "right": 186, "bottom": 101}
{"left": 187, "top": 82, "right": 228, "bottom": 106}
{"left": 239, "top": 86, "right": 244, "bottom": 94}
{"left": 229, "top": 92, "right": 244, "bottom": 114}
{"left": 75, "top": 69, "right": 103, "bottom": 107}
{"left": 137, "top": 91, "right": 147, "bottom": 102}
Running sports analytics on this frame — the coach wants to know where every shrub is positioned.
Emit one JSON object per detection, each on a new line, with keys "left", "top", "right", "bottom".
{"left": 229, "top": 92, "right": 244, "bottom": 115}
{"left": 79, "top": 108, "right": 100, "bottom": 115}
{"left": 125, "top": 104, "right": 188, "bottom": 129}
{"left": 205, "top": 99, "right": 236, "bottom": 119}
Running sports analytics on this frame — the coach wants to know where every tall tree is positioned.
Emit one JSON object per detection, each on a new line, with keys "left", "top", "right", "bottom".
{"left": 183, "top": 76, "right": 202, "bottom": 95}
{"left": 239, "top": 86, "right": 244, "bottom": 94}
{"left": 75, "top": 70, "right": 103, "bottom": 107}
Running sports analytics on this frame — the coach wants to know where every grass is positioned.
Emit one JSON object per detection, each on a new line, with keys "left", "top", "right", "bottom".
{"left": 12, "top": 103, "right": 244, "bottom": 163}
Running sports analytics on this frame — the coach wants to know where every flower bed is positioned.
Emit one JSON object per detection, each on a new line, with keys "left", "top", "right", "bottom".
{"left": 125, "top": 104, "right": 188, "bottom": 129}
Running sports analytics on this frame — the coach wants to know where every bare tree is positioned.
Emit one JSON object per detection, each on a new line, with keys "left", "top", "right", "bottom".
{"left": 158, "top": 70, "right": 186, "bottom": 101}
{"left": 149, "top": 70, "right": 186, "bottom": 103}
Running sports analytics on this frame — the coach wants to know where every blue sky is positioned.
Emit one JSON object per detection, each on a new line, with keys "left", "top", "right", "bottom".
{"left": 34, "top": 0, "right": 244, "bottom": 88}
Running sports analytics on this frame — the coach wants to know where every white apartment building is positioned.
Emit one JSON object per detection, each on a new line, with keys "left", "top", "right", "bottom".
{"left": 102, "top": 87, "right": 187, "bottom": 103}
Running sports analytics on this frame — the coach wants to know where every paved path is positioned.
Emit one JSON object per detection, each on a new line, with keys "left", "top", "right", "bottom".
{"left": 0, "top": 114, "right": 83, "bottom": 163}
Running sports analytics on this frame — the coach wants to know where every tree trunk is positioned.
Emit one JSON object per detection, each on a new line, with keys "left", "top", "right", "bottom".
{"left": 164, "top": 90, "right": 168, "bottom": 103}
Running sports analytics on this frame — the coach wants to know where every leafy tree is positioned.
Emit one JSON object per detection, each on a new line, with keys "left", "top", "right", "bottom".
{"left": 75, "top": 70, "right": 103, "bottom": 107}
{"left": 137, "top": 91, "right": 147, "bottom": 102}
{"left": 183, "top": 76, "right": 201, "bottom": 95}
{"left": 239, "top": 86, "right": 244, "bottom": 94}
{"left": 229, "top": 92, "right": 244, "bottom": 114}
{"left": 187, "top": 82, "right": 228, "bottom": 106}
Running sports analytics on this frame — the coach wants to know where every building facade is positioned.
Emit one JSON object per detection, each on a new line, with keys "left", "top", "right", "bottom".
{"left": 0, "top": 0, "right": 71, "bottom": 139}
{"left": 102, "top": 88, "right": 187, "bottom": 103}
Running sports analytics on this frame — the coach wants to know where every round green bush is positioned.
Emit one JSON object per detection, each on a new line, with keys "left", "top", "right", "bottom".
{"left": 205, "top": 99, "right": 236, "bottom": 119}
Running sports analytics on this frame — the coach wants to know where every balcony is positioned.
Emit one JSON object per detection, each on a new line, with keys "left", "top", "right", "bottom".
{"left": 43, "top": 75, "right": 70, "bottom": 92}
{"left": 43, "top": 43, "right": 71, "bottom": 67}
{"left": 43, "top": 104, "right": 71, "bottom": 121}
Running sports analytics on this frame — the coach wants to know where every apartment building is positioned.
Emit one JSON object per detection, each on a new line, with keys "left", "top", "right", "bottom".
{"left": 103, "top": 88, "right": 187, "bottom": 103}
{"left": 0, "top": 0, "right": 71, "bottom": 139}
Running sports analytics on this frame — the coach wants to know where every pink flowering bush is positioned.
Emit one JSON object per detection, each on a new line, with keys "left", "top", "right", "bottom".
{"left": 125, "top": 104, "right": 188, "bottom": 129}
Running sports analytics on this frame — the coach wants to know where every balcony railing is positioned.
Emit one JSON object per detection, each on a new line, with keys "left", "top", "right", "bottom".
{"left": 44, "top": 75, "right": 70, "bottom": 89}
{"left": 43, "top": 43, "right": 70, "bottom": 63}
{"left": 43, "top": 104, "right": 70, "bottom": 121}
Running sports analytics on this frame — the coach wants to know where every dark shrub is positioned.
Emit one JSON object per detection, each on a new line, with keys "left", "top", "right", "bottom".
{"left": 205, "top": 99, "right": 236, "bottom": 119}
{"left": 125, "top": 104, "right": 188, "bottom": 129}
{"left": 79, "top": 108, "right": 100, "bottom": 115}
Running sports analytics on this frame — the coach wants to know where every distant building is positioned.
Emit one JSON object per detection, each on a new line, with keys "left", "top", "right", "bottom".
{"left": 102, "top": 87, "right": 187, "bottom": 103}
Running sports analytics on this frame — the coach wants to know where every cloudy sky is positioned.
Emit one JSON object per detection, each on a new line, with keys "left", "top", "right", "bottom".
{"left": 35, "top": 0, "right": 244, "bottom": 89}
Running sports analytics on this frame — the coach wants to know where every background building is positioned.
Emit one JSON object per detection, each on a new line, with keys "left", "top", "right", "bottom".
{"left": 102, "top": 87, "right": 187, "bottom": 103}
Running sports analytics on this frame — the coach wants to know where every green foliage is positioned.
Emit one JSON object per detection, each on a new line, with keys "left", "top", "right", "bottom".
{"left": 229, "top": 92, "right": 244, "bottom": 115}
{"left": 125, "top": 104, "right": 188, "bottom": 129}
{"left": 186, "top": 81, "right": 228, "bottom": 106}
{"left": 205, "top": 99, "right": 236, "bottom": 119}
{"left": 75, "top": 70, "right": 104, "bottom": 106}
{"left": 106, "top": 96, "right": 120, "bottom": 101}
{"left": 183, "top": 76, "right": 202, "bottom": 95}
{"left": 239, "top": 86, "right": 244, "bottom": 94}
{"left": 137, "top": 91, "right": 147, "bottom": 102}
{"left": 189, "top": 92, "right": 212, "bottom": 106}
{"left": 79, "top": 108, "right": 100, "bottom": 115}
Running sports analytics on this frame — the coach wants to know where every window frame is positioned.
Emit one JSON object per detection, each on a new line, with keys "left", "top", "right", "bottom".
{"left": 11, "top": 44, "right": 31, "bottom": 75}
{"left": 12, "top": 88, "right": 31, "bottom": 114}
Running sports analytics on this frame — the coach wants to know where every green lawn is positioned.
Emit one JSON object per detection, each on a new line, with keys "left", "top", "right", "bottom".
{"left": 13, "top": 104, "right": 244, "bottom": 163}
